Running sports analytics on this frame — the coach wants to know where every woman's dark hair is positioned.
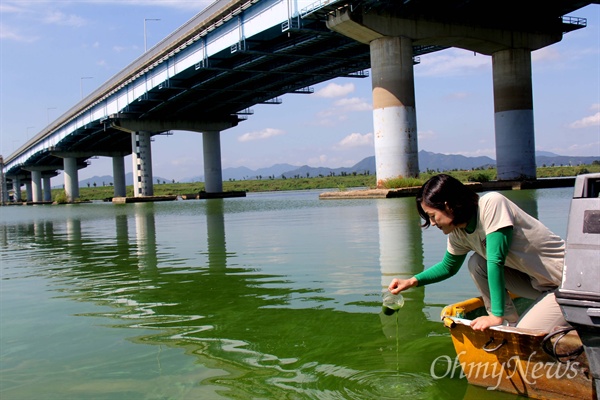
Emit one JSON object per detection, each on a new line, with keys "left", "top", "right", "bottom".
{"left": 416, "top": 174, "right": 479, "bottom": 228}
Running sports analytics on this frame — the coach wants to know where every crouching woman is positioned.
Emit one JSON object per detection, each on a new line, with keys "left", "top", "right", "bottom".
{"left": 389, "top": 174, "right": 568, "bottom": 332}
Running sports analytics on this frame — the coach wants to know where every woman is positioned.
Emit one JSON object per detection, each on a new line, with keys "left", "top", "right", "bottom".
{"left": 388, "top": 174, "right": 568, "bottom": 332}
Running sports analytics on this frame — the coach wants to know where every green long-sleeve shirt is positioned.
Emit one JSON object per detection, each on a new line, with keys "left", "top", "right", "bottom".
{"left": 414, "top": 226, "right": 513, "bottom": 317}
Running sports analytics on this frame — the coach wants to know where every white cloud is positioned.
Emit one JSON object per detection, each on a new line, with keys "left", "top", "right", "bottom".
{"left": 333, "top": 97, "right": 371, "bottom": 112}
{"left": 454, "top": 148, "right": 496, "bottom": 158}
{"left": 0, "top": 24, "right": 39, "bottom": 42}
{"left": 0, "top": 2, "right": 26, "bottom": 13}
{"left": 307, "top": 154, "right": 329, "bottom": 166}
{"left": 315, "top": 82, "right": 355, "bottom": 98}
{"left": 337, "top": 132, "right": 373, "bottom": 148}
{"left": 43, "top": 10, "right": 86, "bottom": 27}
{"left": 238, "top": 128, "right": 284, "bottom": 142}
{"left": 417, "top": 130, "right": 437, "bottom": 141}
{"left": 569, "top": 112, "right": 600, "bottom": 129}
{"left": 314, "top": 96, "right": 370, "bottom": 126}
{"left": 417, "top": 48, "right": 490, "bottom": 77}
{"left": 86, "top": 0, "right": 213, "bottom": 11}
{"left": 546, "top": 142, "right": 600, "bottom": 156}
{"left": 532, "top": 46, "right": 561, "bottom": 62}
{"left": 566, "top": 142, "right": 600, "bottom": 155}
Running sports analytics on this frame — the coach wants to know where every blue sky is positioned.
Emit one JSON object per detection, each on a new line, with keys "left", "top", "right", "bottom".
{"left": 1, "top": 1, "right": 599, "bottom": 184}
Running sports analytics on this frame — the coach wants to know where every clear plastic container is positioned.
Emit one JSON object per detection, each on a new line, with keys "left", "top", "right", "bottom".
{"left": 382, "top": 291, "right": 404, "bottom": 315}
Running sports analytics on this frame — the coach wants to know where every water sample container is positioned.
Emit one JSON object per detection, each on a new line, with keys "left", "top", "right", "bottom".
{"left": 382, "top": 292, "right": 405, "bottom": 315}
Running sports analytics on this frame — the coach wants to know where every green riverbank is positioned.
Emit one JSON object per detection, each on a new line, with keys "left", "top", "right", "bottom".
{"left": 52, "top": 164, "right": 598, "bottom": 202}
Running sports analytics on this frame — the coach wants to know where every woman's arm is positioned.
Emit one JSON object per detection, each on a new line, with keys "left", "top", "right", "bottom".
{"left": 486, "top": 226, "right": 513, "bottom": 316}
{"left": 415, "top": 251, "right": 466, "bottom": 286}
{"left": 389, "top": 251, "right": 466, "bottom": 294}
{"left": 470, "top": 226, "right": 513, "bottom": 331}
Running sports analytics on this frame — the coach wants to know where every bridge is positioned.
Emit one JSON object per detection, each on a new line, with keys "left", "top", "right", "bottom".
{"left": 1, "top": 0, "right": 597, "bottom": 203}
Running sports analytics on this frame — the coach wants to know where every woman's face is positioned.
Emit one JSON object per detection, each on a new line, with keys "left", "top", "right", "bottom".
{"left": 420, "top": 201, "right": 461, "bottom": 235}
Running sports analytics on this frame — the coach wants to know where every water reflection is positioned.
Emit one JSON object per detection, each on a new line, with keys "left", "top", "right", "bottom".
{"left": 377, "top": 198, "right": 427, "bottom": 338}
{"left": 502, "top": 189, "right": 539, "bottom": 219}
{"left": 134, "top": 203, "right": 157, "bottom": 270}
{"left": 205, "top": 199, "right": 227, "bottom": 268}
{"left": 4, "top": 191, "right": 544, "bottom": 398}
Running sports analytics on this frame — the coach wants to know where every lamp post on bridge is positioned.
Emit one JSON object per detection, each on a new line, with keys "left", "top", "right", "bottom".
{"left": 26, "top": 126, "right": 35, "bottom": 140}
{"left": 144, "top": 18, "right": 161, "bottom": 52}
{"left": 80, "top": 76, "right": 93, "bottom": 100}
{"left": 47, "top": 107, "right": 56, "bottom": 125}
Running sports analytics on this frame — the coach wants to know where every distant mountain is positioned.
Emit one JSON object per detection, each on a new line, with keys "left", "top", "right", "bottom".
{"left": 182, "top": 163, "right": 299, "bottom": 182}
{"left": 276, "top": 151, "right": 598, "bottom": 179}
{"left": 536, "top": 155, "right": 599, "bottom": 167}
{"left": 418, "top": 151, "right": 495, "bottom": 172}
{"left": 279, "top": 150, "right": 496, "bottom": 179}
{"left": 67, "top": 151, "right": 597, "bottom": 187}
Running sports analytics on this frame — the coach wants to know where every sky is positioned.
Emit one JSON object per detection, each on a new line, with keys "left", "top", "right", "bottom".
{"left": 1, "top": 0, "right": 599, "bottom": 184}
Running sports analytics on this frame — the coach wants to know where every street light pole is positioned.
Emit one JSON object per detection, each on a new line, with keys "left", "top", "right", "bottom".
{"left": 80, "top": 76, "right": 93, "bottom": 100}
{"left": 144, "top": 18, "right": 161, "bottom": 52}
{"left": 26, "top": 126, "right": 35, "bottom": 140}
{"left": 47, "top": 107, "right": 56, "bottom": 124}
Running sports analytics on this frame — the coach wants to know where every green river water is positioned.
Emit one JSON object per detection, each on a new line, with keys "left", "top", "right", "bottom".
{"left": 0, "top": 188, "right": 572, "bottom": 399}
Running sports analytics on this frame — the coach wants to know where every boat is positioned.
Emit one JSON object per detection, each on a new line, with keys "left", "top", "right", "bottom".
{"left": 439, "top": 173, "right": 600, "bottom": 399}
{"left": 440, "top": 297, "right": 594, "bottom": 399}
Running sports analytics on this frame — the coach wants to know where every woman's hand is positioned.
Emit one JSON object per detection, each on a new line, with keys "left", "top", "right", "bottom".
{"left": 388, "top": 277, "right": 418, "bottom": 294}
{"left": 470, "top": 315, "right": 504, "bottom": 331}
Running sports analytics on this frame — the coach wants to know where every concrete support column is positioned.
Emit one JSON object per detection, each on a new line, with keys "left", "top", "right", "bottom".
{"left": 25, "top": 181, "right": 32, "bottom": 202}
{"left": 203, "top": 130, "right": 223, "bottom": 193}
{"left": 112, "top": 155, "right": 127, "bottom": 197}
{"left": 131, "top": 131, "right": 154, "bottom": 197}
{"left": 492, "top": 48, "right": 536, "bottom": 180}
{"left": 63, "top": 157, "right": 79, "bottom": 202}
{"left": 370, "top": 36, "right": 419, "bottom": 187}
{"left": 0, "top": 169, "right": 7, "bottom": 205}
{"left": 13, "top": 176, "right": 21, "bottom": 202}
{"left": 31, "top": 170, "right": 43, "bottom": 203}
{"left": 43, "top": 176, "right": 52, "bottom": 202}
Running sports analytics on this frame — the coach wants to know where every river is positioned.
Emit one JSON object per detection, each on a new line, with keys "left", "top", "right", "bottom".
{"left": 0, "top": 187, "right": 573, "bottom": 399}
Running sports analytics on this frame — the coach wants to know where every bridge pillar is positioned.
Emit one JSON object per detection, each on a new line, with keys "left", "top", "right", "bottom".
{"left": 25, "top": 181, "right": 32, "bottom": 202}
{"left": 370, "top": 36, "right": 419, "bottom": 187}
{"left": 63, "top": 157, "right": 80, "bottom": 202}
{"left": 13, "top": 176, "right": 21, "bottom": 202}
{"left": 112, "top": 155, "right": 127, "bottom": 197}
{"left": 43, "top": 176, "right": 52, "bottom": 202}
{"left": 203, "top": 130, "right": 223, "bottom": 193}
{"left": 0, "top": 169, "right": 6, "bottom": 205}
{"left": 31, "top": 170, "right": 43, "bottom": 203}
{"left": 131, "top": 131, "right": 154, "bottom": 197}
{"left": 492, "top": 48, "right": 536, "bottom": 180}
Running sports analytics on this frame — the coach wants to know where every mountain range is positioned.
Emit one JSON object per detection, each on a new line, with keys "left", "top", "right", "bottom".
{"left": 77, "top": 150, "right": 598, "bottom": 187}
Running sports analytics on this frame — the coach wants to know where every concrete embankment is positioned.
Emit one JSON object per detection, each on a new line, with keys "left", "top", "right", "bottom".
{"left": 319, "top": 177, "right": 576, "bottom": 199}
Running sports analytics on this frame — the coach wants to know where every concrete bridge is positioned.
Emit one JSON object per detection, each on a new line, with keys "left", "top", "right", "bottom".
{"left": 0, "top": 0, "right": 596, "bottom": 203}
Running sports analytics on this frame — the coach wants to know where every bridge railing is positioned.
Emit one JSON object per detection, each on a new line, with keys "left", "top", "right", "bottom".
{"left": 5, "top": 0, "right": 260, "bottom": 166}
{"left": 300, "top": 0, "right": 344, "bottom": 18}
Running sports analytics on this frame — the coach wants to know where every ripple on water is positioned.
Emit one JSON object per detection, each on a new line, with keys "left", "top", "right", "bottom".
{"left": 341, "top": 370, "right": 438, "bottom": 400}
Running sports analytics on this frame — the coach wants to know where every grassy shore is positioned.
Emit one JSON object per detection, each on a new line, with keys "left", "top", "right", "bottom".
{"left": 51, "top": 164, "right": 599, "bottom": 202}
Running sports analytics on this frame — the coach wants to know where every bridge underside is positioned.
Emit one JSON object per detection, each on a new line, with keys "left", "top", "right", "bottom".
{"left": 6, "top": 12, "right": 447, "bottom": 179}
{"left": 3, "top": 0, "right": 596, "bottom": 190}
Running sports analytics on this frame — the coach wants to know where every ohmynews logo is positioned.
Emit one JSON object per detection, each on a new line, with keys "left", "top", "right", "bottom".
{"left": 430, "top": 351, "right": 581, "bottom": 391}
